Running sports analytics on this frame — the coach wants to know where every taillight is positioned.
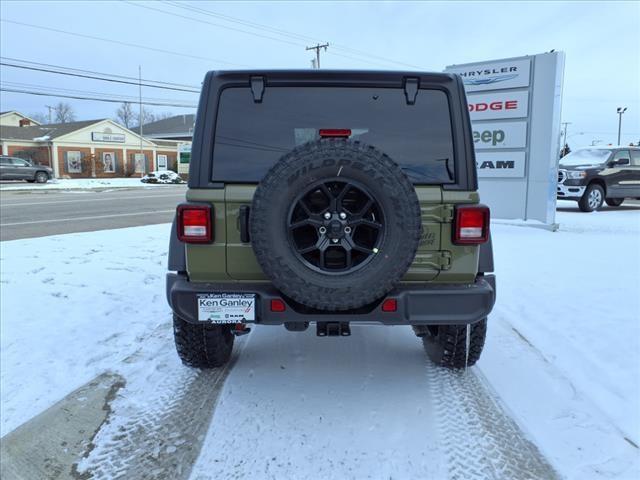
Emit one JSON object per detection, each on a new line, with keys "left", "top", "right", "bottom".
{"left": 381, "top": 298, "right": 397, "bottom": 312}
{"left": 177, "top": 204, "right": 213, "bottom": 243}
{"left": 270, "top": 299, "right": 286, "bottom": 312}
{"left": 319, "top": 128, "right": 351, "bottom": 138}
{"left": 453, "top": 205, "right": 490, "bottom": 245}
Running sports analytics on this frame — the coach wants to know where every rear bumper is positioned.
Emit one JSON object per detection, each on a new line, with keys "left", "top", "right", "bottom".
{"left": 166, "top": 273, "right": 496, "bottom": 326}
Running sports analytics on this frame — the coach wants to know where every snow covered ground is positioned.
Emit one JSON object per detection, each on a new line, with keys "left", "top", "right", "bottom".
{"left": 0, "top": 177, "right": 184, "bottom": 191}
{"left": 1, "top": 205, "right": 638, "bottom": 479}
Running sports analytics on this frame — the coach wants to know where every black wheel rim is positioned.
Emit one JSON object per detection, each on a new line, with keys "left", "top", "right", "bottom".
{"left": 287, "top": 178, "right": 385, "bottom": 275}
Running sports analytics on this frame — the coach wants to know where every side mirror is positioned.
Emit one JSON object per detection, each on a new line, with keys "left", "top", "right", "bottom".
{"left": 616, "top": 158, "right": 631, "bottom": 166}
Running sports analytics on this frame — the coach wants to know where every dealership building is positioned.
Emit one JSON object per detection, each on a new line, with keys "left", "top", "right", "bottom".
{"left": 0, "top": 111, "right": 182, "bottom": 178}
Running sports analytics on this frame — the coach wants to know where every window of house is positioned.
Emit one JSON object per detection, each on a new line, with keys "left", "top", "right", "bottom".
{"left": 102, "top": 152, "right": 116, "bottom": 173}
{"left": 66, "top": 151, "right": 82, "bottom": 173}
{"left": 134, "top": 153, "right": 146, "bottom": 173}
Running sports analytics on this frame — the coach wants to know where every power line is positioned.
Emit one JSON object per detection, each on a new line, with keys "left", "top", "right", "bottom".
{"left": 125, "top": 1, "right": 407, "bottom": 69}
{"left": 0, "top": 19, "right": 250, "bottom": 67}
{"left": 1, "top": 61, "right": 200, "bottom": 93}
{"left": 162, "top": 0, "right": 425, "bottom": 69}
{"left": 1, "top": 81, "right": 192, "bottom": 104}
{"left": 1, "top": 56, "right": 199, "bottom": 89}
{"left": 0, "top": 88, "right": 197, "bottom": 108}
{"left": 123, "top": 0, "right": 305, "bottom": 48}
{"left": 156, "top": 1, "right": 400, "bottom": 68}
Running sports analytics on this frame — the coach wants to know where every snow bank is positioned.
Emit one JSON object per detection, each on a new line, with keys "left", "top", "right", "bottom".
{"left": 492, "top": 209, "right": 640, "bottom": 440}
{"left": 141, "top": 170, "right": 185, "bottom": 184}
{"left": 0, "top": 177, "right": 185, "bottom": 191}
{"left": 1, "top": 206, "right": 638, "bottom": 479}
{"left": 0, "top": 224, "right": 172, "bottom": 435}
{"left": 479, "top": 207, "right": 640, "bottom": 478}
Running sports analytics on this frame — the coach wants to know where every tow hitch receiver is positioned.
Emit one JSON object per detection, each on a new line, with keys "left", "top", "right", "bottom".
{"left": 317, "top": 322, "right": 351, "bottom": 337}
{"left": 232, "top": 323, "right": 251, "bottom": 336}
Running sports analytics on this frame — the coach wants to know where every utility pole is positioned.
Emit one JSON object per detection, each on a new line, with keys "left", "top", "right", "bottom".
{"left": 139, "top": 65, "right": 144, "bottom": 177}
{"left": 306, "top": 43, "right": 329, "bottom": 69}
{"left": 45, "top": 105, "right": 53, "bottom": 124}
{"left": 616, "top": 107, "right": 627, "bottom": 145}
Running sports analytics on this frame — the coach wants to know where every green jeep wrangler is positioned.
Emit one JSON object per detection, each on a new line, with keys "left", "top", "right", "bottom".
{"left": 166, "top": 70, "right": 496, "bottom": 369}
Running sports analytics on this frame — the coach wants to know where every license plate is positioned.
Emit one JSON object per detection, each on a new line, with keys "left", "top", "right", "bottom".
{"left": 197, "top": 293, "right": 256, "bottom": 323}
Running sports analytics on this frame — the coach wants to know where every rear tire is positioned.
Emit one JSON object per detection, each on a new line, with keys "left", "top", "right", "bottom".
{"left": 173, "top": 314, "right": 234, "bottom": 368}
{"left": 417, "top": 319, "right": 487, "bottom": 369}
{"left": 605, "top": 197, "right": 624, "bottom": 207}
{"left": 578, "top": 184, "right": 604, "bottom": 212}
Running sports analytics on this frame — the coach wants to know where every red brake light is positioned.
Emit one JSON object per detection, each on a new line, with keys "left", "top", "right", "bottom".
{"left": 270, "top": 299, "right": 286, "bottom": 312}
{"left": 177, "top": 204, "right": 212, "bottom": 243}
{"left": 381, "top": 298, "right": 397, "bottom": 312}
{"left": 453, "top": 205, "right": 490, "bottom": 245}
{"left": 319, "top": 129, "right": 351, "bottom": 138}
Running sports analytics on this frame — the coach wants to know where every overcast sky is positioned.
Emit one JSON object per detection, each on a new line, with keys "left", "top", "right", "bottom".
{"left": 1, "top": 0, "right": 638, "bottom": 147}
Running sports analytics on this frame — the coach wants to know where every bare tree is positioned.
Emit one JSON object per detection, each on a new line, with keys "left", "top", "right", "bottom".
{"left": 134, "top": 107, "right": 156, "bottom": 127}
{"left": 53, "top": 102, "right": 76, "bottom": 123}
{"left": 115, "top": 102, "right": 135, "bottom": 128}
{"left": 28, "top": 111, "right": 49, "bottom": 124}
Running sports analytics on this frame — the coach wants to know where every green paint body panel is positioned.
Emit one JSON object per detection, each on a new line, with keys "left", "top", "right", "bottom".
{"left": 184, "top": 186, "right": 481, "bottom": 285}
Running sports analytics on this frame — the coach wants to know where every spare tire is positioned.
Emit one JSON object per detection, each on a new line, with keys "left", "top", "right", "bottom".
{"left": 250, "top": 139, "right": 422, "bottom": 311}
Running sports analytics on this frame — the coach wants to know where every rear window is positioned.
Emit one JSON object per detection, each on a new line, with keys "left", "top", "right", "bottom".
{"left": 211, "top": 86, "right": 455, "bottom": 184}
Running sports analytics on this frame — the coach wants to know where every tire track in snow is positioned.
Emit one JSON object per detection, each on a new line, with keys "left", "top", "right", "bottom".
{"left": 76, "top": 335, "right": 243, "bottom": 480}
{"left": 428, "top": 365, "right": 559, "bottom": 480}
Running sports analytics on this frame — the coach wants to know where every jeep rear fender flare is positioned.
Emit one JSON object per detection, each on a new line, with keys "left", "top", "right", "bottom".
{"left": 478, "top": 232, "right": 494, "bottom": 273}
{"left": 168, "top": 216, "right": 186, "bottom": 272}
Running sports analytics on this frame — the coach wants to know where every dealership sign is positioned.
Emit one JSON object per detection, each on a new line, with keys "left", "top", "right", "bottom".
{"left": 91, "top": 132, "right": 125, "bottom": 143}
{"left": 467, "top": 91, "right": 529, "bottom": 121}
{"left": 455, "top": 58, "right": 531, "bottom": 92}
{"left": 476, "top": 152, "right": 526, "bottom": 177}
{"left": 446, "top": 52, "right": 565, "bottom": 226}
{"left": 473, "top": 121, "right": 527, "bottom": 150}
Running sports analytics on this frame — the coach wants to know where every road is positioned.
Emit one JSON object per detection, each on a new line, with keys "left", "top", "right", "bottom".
{"left": 0, "top": 186, "right": 185, "bottom": 241}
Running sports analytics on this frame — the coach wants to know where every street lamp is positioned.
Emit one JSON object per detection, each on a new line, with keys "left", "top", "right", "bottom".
{"left": 617, "top": 107, "right": 627, "bottom": 145}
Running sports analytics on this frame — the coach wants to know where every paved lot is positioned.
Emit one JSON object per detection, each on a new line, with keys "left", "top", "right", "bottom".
{"left": 0, "top": 186, "right": 186, "bottom": 241}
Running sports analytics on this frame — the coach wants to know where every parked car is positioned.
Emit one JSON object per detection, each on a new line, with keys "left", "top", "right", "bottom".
{"left": 0, "top": 155, "right": 53, "bottom": 183}
{"left": 557, "top": 146, "right": 640, "bottom": 211}
{"left": 166, "top": 70, "right": 496, "bottom": 370}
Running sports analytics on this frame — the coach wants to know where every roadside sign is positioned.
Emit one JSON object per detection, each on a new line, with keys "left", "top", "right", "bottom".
{"left": 446, "top": 52, "right": 565, "bottom": 226}
{"left": 476, "top": 151, "right": 526, "bottom": 178}
{"left": 467, "top": 91, "right": 529, "bottom": 121}
{"left": 456, "top": 58, "right": 531, "bottom": 92}
{"left": 473, "top": 121, "right": 528, "bottom": 150}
